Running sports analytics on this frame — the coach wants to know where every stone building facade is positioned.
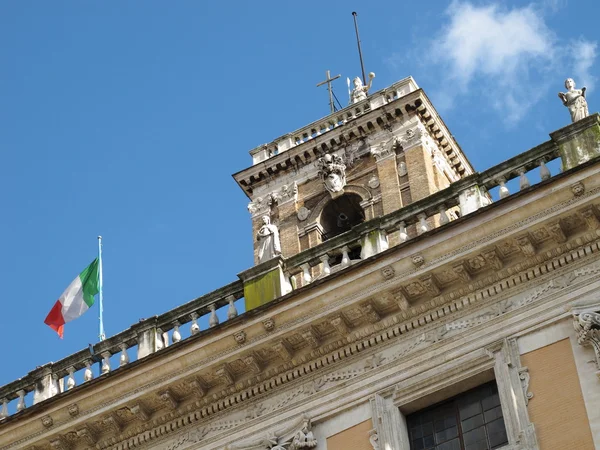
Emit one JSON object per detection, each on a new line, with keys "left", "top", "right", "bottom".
{"left": 1, "top": 76, "right": 600, "bottom": 450}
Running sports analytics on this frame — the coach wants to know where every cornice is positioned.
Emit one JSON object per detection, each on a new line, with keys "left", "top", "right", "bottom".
{"left": 6, "top": 167, "right": 600, "bottom": 449}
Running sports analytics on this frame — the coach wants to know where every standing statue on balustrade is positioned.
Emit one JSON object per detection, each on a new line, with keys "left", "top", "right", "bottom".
{"left": 558, "top": 78, "right": 589, "bottom": 123}
{"left": 348, "top": 72, "right": 376, "bottom": 104}
{"left": 257, "top": 216, "right": 281, "bottom": 263}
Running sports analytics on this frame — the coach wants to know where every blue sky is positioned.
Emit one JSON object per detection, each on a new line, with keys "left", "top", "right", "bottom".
{"left": 0, "top": 0, "right": 598, "bottom": 387}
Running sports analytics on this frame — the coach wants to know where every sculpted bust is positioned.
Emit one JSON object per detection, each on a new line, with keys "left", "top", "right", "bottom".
{"left": 257, "top": 216, "right": 281, "bottom": 263}
{"left": 558, "top": 78, "right": 589, "bottom": 123}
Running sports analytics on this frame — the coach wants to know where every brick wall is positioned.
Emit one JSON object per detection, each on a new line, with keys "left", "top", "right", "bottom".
{"left": 326, "top": 419, "right": 373, "bottom": 450}
{"left": 521, "top": 338, "right": 594, "bottom": 450}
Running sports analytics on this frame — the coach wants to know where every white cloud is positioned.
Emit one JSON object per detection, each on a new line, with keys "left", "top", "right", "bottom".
{"left": 571, "top": 39, "right": 597, "bottom": 90}
{"left": 425, "top": 1, "right": 597, "bottom": 124}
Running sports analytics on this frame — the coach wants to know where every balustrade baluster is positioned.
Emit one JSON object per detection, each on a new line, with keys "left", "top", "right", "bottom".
{"left": 83, "top": 361, "right": 93, "bottom": 382}
{"left": 227, "top": 295, "right": 238, "bottom": 319}
{"left": 341, "top": 246, "right": 351, "bottom": 267}
{"left": 498, "top": 178, "right": 510, "bottom": 199}
{"left": 66, "top": 367, "right": 76, "bottom": 389}
{"left": 190, "top": 313, "right": 200, "bottom": 335}
{"left": 101, "top": 352, "right": 111, "bottom": 374}
{"left": 155, "top": 328, "right": 165, "bottom": 350}
{"left": 119, "top": 344, "right": 130, "bottom": 366}
{"left": 16, "top": 390, "right": 25, "bottom": 412}
{"left": 209, "top": 304, "right": 219, "bottom": 328}
{"left": 398, "top": 221, "right": 408, "bottom": 242}
{"left": 320, "top": 254, "right": 331, "bottom": 276}
{"left": 418, "top": 214, "right": 429, "bottom": 234}
{"left": 518, "top": 169, "right": 530, "bottom": 190}
{"left": 539, "top": 160, "right": 551, "bottom": 180}
{"left": 0, "top": 398, "right": 7, "bottom": 419}
{"left": 172, "top": 321, "right": 182, "bottom": 343}
{"left": 439, "top": 205, "right": 450, "bottom": 225}
{"left": 300, "top": 263, "right": 312, "bottom": 284}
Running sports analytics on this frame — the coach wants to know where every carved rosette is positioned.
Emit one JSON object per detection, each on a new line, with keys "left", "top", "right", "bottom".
{"left": 573, "top": 311, "right": 600, "bottom": 373}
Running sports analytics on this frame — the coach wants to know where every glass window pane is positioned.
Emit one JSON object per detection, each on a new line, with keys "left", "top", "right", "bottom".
{"left": 484, "top": 405, "right": 503, "bottom": 423}
{"left": 411, "top": 426, "right": 423, "bottom": 439}
{"left": 482, "top": 392, "right": 500, "bottom": 411}
{"left": 423, "top": 434, "right": 435, "bottom": 448}
{"left": 462, "top": 414, "right": 484, "bottom": 432}
{"left": 459, "top": 398, "right": 482, "bottom": 420}
{"left": 412, "top": 437, "right": 425, "bottom": 450}
{"left": 487, "top": 418, "right": 509, "bottom": 448}
{"left": 464, "top": 426, "right": 488, "bottom": 450}
{"left": 423, "top": 421, "right": 434, "bottom": 437}
{"left": 436, "top": 425, "right": 458, "bottom": 444}
{"left": 437, "top": 438, "right": 461, "bottom": 450}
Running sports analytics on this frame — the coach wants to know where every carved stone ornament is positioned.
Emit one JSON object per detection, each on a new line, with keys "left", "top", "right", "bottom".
{"left": 397, "top": 161, "right": 408, "bottom": 177}
{"left": 518, "top": 367, "right": 534, "bottom": 405}
{"left": 370, "top": 138, "right": 395, "bottom": 162}
{"left": 234, "top": 330, "right": 247, "bottom": 344}
{"left": 225, "top": 414, "right": 317, "bottom": 450}
{"left": 41, "top": 415, "right": 53, "bottom": 428}
{"left": 263, "top": 317, "right": 275, "bottom": 332}
{"left": 317, "top": 153, "right": 347, "bottom": 194}
{"left": 369, "top": 428, "right": 380, "bottom": 450}
{"left": 411, "top": 254, "right": 425, "bottom": 267}
{"left": 395, "top": 122, "right": 426, "bottom": 150}
{"left": 380, "top": 265, "right": 395, "bottom": 280}
{"left": 573, "top": 311, "right": 600, "bottom": 372}
{"left": 67, "top": 403, "right": 79, "bottom": 417}
{"left": 571, "top": 181, "right": 585, "bottom": 197}
{"left": 297, "top": 206, "right": 310, "bottom": 221}
{"left": 367, "top": 174, "right": 380, "bottom": 189}
{"left": 248, "top": 183, "right": 299, "bottom": 217}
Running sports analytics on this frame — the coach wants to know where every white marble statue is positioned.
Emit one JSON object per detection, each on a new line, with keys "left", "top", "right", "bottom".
{"left": 257, "top": 216, "right": 281, "bottom": 263}
{"left": 558, "top": 78, "right": 589, "bottom": 123}
{"left": 349, "top": 72, "right": 375, "bottom": 104}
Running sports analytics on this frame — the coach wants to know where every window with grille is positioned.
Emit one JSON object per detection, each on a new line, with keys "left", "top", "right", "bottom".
{"left": 406, "top": 381, "right": 508, "bottom": 450}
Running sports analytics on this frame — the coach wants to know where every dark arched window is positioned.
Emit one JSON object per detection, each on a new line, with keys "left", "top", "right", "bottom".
{"left": 320, "top": 193, "right": 365, "bottom": 241}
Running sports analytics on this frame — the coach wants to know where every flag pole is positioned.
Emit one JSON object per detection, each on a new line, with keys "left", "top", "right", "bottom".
{"left": 98, "top": 235, "right": 105, "bottom": 341}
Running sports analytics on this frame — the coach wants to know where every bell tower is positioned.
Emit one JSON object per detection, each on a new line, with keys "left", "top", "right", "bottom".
{"left": 233, "top": 76, "right": 475, "bottom": 270}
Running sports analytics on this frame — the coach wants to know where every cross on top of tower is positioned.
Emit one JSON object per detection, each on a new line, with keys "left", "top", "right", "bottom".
{"left": 316, "top": 70, "right": 341, "bottom": 114}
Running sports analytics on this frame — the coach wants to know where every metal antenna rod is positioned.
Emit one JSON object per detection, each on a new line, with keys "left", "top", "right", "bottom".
{"left": 352, "top": 11, "right": 367, "bottom": 85}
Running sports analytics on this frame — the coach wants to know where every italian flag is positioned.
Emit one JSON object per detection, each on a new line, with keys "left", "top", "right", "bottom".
{"left": 44, "top": 259, "right": 99, "bottom": 338}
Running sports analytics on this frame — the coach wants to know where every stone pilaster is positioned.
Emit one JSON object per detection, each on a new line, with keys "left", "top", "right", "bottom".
{"left": 550, "top": 113, "right": 600, "bottom": 171}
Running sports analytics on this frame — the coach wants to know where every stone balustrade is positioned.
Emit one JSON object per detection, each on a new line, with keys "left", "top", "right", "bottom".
{"left": 0, "top": 281, "right": 244, "bottom": 420}
{"left": 0, "top": 113, "right": 598, "bottom": 421}
{"left": 249, "top": 77, "right": 420, "bottom": 165}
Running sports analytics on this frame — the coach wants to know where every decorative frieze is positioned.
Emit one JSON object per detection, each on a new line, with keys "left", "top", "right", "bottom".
{"left": 158, "top": 389, "right": 180, "bottom": 409}
{"left": 216, "top": 365, "right": 235, "bottom": 386}
{"left": 515, "top": 234, "right": 536, "bottom": 257}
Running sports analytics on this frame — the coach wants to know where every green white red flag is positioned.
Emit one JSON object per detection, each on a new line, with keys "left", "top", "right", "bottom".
{"left": 44, "top": 259, "right": 100, "bottom": 338}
